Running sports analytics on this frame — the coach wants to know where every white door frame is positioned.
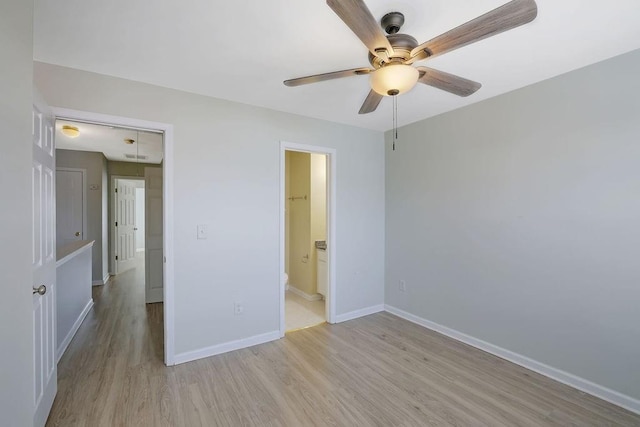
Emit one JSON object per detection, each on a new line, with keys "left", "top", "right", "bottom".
{"left": 110, "top": 175, "right": 145, "bottom": 275}
{"left": 56, "top": 167, "right": 87, "bottom": 242}
{"left": 51, "top": 107, "right": 176, "bottom": 366}
{"left": 280, "top": 141, "right": 337, "bottom": 337}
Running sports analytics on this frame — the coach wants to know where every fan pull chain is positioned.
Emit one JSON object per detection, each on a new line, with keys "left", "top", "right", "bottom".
{"left": 392, "top": 95, "right": 398, "bottom": 151}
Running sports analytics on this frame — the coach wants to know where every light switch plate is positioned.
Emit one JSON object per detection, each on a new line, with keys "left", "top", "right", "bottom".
{"left": 197, "top": 224, "right": 207, "bottom": 239}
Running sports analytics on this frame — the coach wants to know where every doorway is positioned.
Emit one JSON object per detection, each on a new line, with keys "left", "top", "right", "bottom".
{"left": 113, "top": 178, "right": 142, "bottom": 275}
{"left": 52, "top": 107, "right": 176, "bottom": 365}
{"left": 56, "top": 167, "right": 86, "bottom": 246}
{"left": 280, "top": 142, "right": 337, "bottom": 336}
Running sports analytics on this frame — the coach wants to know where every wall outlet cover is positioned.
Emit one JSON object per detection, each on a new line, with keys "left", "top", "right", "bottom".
{"left": 234, "top": 302, "right": 243, "bottom": 315}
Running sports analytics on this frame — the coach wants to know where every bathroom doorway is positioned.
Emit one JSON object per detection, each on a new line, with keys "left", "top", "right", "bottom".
{"left": 280, "top": 142, "right": 336, "bottom": 335}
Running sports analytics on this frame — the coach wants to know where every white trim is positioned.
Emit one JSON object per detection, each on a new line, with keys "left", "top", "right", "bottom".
{"left": 280, "top": 141, "right": 337, "bottom": 339}
{"left": 287, "top": 285, "right": 322, "bottom": 301}
{"left": 55, "top": 167, "right": 88, "bottom": 244}
{"left": 91, "top": 272, "right": 111, "bottom": 286}
{"left": 174, "top": 330, "right": 280, "bottom": 365}
{"left": 56, "top": 240, "right": 94, "bottom": 268}
{"left": 163, "top": 125, "right": 175, "bottom": 365}
{"left": 51, "top": 107, "right": 176, "bottom": 367}
{"left": 56, "top": 299, "right": 93, "bottom": 363}
{"left": 384, "top": 305, "right": 640, "bottom": 415}
{"left": 335, "top": 304, "right": 385, "bottom": 323}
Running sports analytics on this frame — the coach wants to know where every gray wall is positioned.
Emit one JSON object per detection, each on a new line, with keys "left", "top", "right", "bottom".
{"left": 385, "top": 49, "right": 640, "bottom": 400}
{"left": 35, "top": 62, "right": 386, "bottom": 356}
{"left": 56, "top": 149, "right": 109, "bottom": 282}
{"left": 0, "top": 0, "right": 35, "bottom": 424}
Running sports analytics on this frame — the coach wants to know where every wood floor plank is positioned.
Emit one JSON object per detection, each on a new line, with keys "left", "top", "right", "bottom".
{"left": 47, "top": 263, "right": 640, "bottom": 426}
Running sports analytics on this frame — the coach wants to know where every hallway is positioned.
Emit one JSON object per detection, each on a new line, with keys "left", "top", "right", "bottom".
{"left": 47, "top": 255, "right": 164, "bottom": 425}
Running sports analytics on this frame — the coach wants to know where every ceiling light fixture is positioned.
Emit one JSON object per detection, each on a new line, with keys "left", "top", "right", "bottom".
{"left": 369, "top": 63, "right": 419, "bottom": 96}
{"left": 61, "top": 125, "right": 80, "bottom": 138}
{"left": 369, "top": 62, "right": 417, "bottom": 151}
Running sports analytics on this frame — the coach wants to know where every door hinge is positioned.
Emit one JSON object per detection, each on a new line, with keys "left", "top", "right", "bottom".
{"left": 115, "top": 221, "right": 118, "bottom": 227}
{"left": 115, "top": 188, "right": 118, "bottom": 193}
{"left": 115, "top": 255, "right": 118, "bottom": 260}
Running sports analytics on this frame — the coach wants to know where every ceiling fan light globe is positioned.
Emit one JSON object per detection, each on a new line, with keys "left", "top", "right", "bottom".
{"left": 370, "top": 64, "right": 419, "bottom": 96}
{"left": 61, "top": 125, "right": 80, "bottom": 138}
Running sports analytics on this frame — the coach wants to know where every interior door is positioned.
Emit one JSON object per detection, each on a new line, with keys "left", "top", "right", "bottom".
{"left": 32, "top": 91, "right": 57, "bottom": 427}
{"left": 145, "top": 167, "right": 164, "bottom": 303}
{"left": 115, "top": 179, "right": 136, "bottom": 273}
{"left": 56, "top": 169, "right": 84, "bottom": 245}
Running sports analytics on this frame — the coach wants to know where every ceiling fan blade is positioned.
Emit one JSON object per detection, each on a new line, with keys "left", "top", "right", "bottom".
{"left": 327, "top": 0, "right": 395, "bottom": 57}
{"left": 410, "top": 0, "right": 537, "bottom": 59}
{"left": 359, "top": 90, "right": 383, "bottom": 114}
{"left": 417, "top": 67, "right": 481, "bottom": 97}
{"left": 284, "top": 68, "right": 372, "bottom": 87}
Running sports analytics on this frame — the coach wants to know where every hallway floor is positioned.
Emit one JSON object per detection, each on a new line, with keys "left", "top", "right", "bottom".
{"left": 285, "top": 289, "right": 326, "bottom": 332}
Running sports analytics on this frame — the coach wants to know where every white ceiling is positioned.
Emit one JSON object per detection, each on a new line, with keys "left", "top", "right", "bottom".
{"left": 55, "top": 120, "right": 164, "bottom": 164}
{"left": 34, "top": 0, "right": 640, "bottom": 132}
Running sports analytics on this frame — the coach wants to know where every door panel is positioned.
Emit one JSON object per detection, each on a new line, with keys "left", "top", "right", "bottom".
{"left": 56, "top": 169, "right": 84, "bottom": 246}
{"left": 32, "top": 92, "right": 57, "bottom": 427}
{"left": 115, "top": 179, "right": 137, "bottom": 273}
{"left": 145, "top": 167, "right": 164, "bottom": 303}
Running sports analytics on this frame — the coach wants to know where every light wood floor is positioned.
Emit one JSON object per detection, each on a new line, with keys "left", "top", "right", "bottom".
{"left": 47, "top": 268, "right": 640, "bottom": 426}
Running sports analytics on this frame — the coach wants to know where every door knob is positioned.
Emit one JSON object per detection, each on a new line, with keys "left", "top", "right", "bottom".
{"left": 75, "top": 231, "right": 81, "bottom": 237}
{"left": 33, "top": 285, "right": 47, "bottom": 295}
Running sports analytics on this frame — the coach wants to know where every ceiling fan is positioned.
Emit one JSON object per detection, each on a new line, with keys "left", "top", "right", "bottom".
{"left": 284, "top": 0, "right": 538, "bottom": 114}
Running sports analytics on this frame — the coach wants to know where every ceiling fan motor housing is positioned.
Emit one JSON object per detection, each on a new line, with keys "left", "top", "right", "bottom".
{"left": 368, "top": 33, "right": 419, "bottom": 68}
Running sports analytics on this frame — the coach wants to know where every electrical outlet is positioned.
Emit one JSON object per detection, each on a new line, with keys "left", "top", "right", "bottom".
{"left": 234, "top": 302, "right": 243, "bottom": 315}
{"left": 398, "top": 280, "right": 406, "bottom": 292}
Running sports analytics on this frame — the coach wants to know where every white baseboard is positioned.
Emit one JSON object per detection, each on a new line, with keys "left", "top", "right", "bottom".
{"left": 384, "top": 305, "right": 640, "bottom": 415}
{"left": 57, "top": 299, "right": 94, "bottom": 363}
{"left": 92, "top": 273, "right": 111, "bottom": 286}
{"left": 287, "top": 284, "right": 322, "bottom": 301}
{"left": 336, "top": 304, "right": 385, "bottom": 323}
{"left": 174, "top": 330, "right": 280, "bottom": 365}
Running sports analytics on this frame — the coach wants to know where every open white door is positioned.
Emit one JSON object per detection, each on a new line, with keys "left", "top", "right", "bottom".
{"left": 145, "top": 167, "right": 164, "bottom": 303}
{"left": 115, "top": 179, "right": 137, "bottom": 273}
{"left": 56, "top": 168, "right": 85, "bottom": 246}
{"left": 32, "top": 91, "right": 57, "bottom": 426}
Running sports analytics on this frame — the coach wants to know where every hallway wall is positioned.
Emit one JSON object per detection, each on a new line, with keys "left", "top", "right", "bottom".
{"left": 56, "top": 149, "right": 109, "bottom": 283}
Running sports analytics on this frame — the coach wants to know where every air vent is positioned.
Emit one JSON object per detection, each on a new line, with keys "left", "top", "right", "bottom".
{"left": 124, "top": 154, "right": 148, "bottom": 160}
